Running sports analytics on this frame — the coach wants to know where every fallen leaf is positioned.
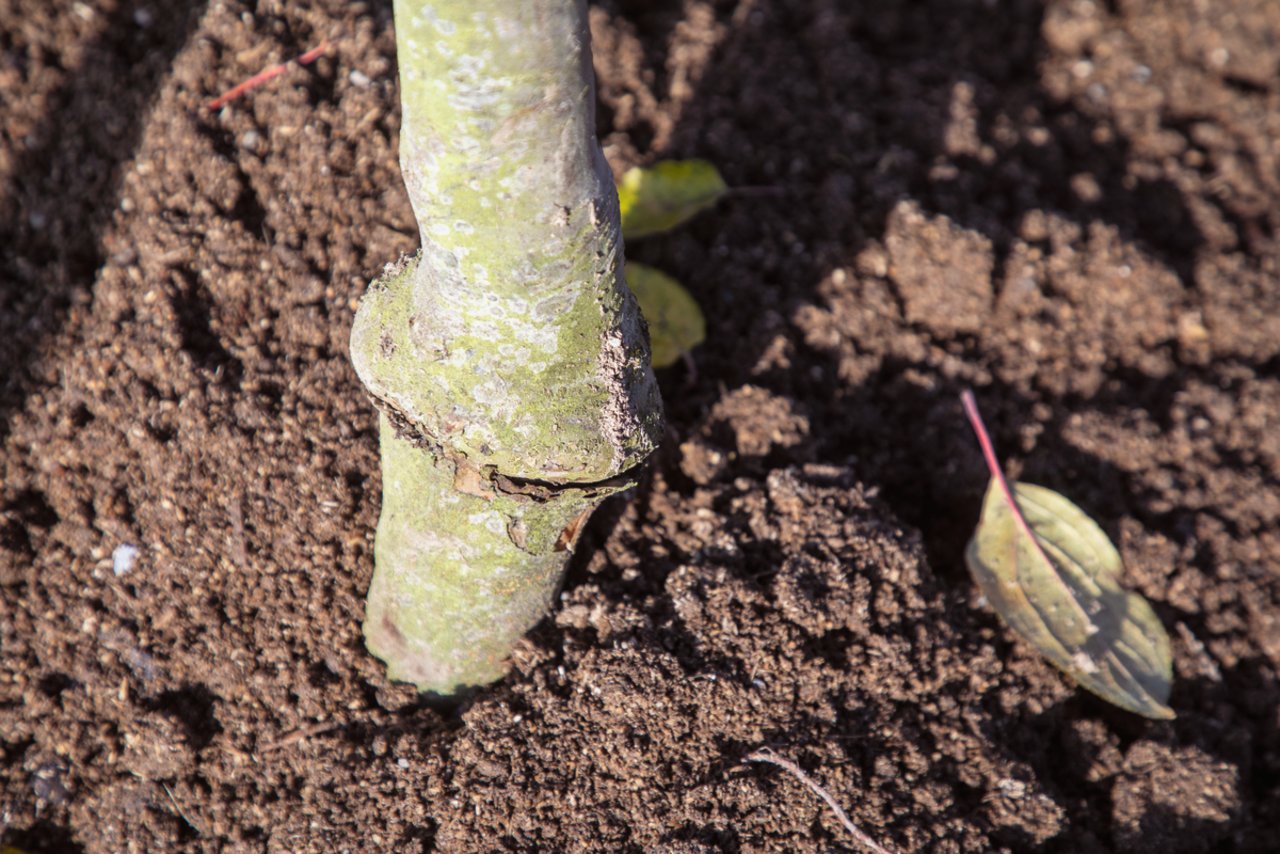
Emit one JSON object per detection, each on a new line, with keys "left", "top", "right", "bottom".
{"left": 618, "top": 159, "right": 727, "bottom": 239}
{"left": 625, "top": 263, "right": 706, "bottom": 368}
{"left": 962, "top": 391, "right": 1175, "bottom": 720}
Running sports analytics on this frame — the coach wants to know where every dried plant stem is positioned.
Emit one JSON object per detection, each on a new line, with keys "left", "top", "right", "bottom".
{"left": 161, "top": 782, "right": 204, "bottom": 836}
{"left": 261, "top": 720, "right": 344, "bottom": 754}
{"left": 743, "top": 747, "right": 891, "bottom": 854}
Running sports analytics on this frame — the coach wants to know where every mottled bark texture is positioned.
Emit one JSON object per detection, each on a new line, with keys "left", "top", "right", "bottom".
{"left": 350, "top": 0, "right": 663, "bottom": 694}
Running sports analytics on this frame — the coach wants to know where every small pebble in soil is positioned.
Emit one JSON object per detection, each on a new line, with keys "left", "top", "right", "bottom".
{"left": 397, "top": 758, "right": 409, "bottom": 768}
{"left": 112, "top": 543, "right": 140, "bottom": 577}
{"left": 348, "top": 69, "right": 372, "bottom": 88}
{"left": 31, "top": 762, "right": 69, "bottom": 805}
{"left": 133, "top": 7, "right": 152, "bottom": 28}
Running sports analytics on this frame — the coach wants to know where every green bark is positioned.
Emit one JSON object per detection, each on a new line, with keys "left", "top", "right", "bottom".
{"left": 351, "top": 0, "right": 662, "bottom": 694}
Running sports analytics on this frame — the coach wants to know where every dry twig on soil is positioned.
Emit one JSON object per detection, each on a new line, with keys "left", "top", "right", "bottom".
{"left": 743, "top": 747, "right": 891, "bottom": 854}
{"left": 161, "top": 782, "right": 204, "bottom": 837}
{"left": 207, "top": 39, "right": 330, "bottom": 111}
{"left": 261, "top": 720, "right": 344, "bottom": 753}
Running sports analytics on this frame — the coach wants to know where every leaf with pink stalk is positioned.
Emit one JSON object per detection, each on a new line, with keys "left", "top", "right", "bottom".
{"left": 961, "top": 390, "right": 1174, "bottom": 720}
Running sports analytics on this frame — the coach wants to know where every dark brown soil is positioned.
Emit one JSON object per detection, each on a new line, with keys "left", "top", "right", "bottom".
{"left": 2, "top": 1, "right": 1278, "bottom": 851}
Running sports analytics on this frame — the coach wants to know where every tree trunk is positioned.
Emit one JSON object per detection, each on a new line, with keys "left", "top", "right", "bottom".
{"left": 349, "top": 0, "right": 663, "bottom": 695}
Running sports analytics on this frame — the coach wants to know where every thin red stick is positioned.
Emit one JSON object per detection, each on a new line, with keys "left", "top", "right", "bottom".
{"left": 960, "top": 389, "right": 1057, "bottom": 568}
{"left": 962, "top": 391, "right": 1027, "bottom": 534}
{"left": 208, "top": 40, "right": 330, "bottom": 111}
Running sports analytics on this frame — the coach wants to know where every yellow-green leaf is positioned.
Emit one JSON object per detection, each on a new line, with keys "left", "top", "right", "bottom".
{"left": 966, "top": 481, "right": 1175, "bottom": 719}
{"left": 625, "top": 263, "right": 705, "bottom": 368}
{"left": 618, "top": 160, "right": 727, "bottom": 239}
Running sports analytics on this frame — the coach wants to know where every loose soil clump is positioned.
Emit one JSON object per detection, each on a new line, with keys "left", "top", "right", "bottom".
{"left": 2, "top": 1, "right": 1277, "bottom": 851}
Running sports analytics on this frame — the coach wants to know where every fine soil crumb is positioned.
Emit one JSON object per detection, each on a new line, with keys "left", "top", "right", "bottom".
{"left": 1110, "top": 742, "right": 1241, "bottom": 853}
{"left": 2, "top": 0, "right": 1278, "bottom": 851}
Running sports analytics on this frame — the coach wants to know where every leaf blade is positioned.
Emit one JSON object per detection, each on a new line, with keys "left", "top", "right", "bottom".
{"left": 966, "top": 480, "right": 1175, "bottom": 720}
{"left": 618, "top": 159, "right": 728, "bottom": 239}
{"left": 624, "top": 263, "right": 705, "bottom": 368}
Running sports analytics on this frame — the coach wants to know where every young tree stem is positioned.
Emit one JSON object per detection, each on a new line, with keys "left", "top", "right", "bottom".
{"left": 350, "top": 0, "right": 662, "bottom": 694}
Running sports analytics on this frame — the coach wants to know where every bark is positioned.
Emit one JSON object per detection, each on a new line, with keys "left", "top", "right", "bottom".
{"left": 350, "top": 0, "right": 662, "bottom": 694}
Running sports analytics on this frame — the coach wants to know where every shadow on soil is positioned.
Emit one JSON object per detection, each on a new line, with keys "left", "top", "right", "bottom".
{"left": 573, "top": 0, "right": 1275, "bottom": 848}
{"left": 601, "top": 0, "right": 1228, "bottom": 569}
{"left": 0, "top": 1, "right": 205, "bottom": 439}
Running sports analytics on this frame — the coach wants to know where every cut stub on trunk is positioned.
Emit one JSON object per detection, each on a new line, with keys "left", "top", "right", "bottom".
{"left": 364, "top": 416, "right": 629, "bottom": 695}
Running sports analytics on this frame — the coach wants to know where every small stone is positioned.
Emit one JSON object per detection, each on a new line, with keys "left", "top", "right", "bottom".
{"left": 31, "top": 762, "right": 69, "bottom": 804}
{"left": 348, "top": 69, "right": 372, "bottom": 88}
{"left": 112, "top": 543, "right": 140, "bottom": 577}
